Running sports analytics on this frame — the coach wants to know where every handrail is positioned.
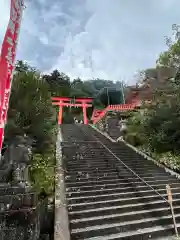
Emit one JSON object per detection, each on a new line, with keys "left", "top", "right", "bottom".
{"left": 93, "top": 107, "right": 108, "bottom": 124}
{"left": 92, "top": 134, "right": 169, "bottom": 203}
{"left": 90, "top": 131, "right": 179, "bottom": 236}
{"left": 93, "top": 104, "right": 138, "bottom": 124}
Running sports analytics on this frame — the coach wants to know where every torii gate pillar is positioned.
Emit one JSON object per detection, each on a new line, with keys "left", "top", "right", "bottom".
{"left": 58, "top": 100, "right": 63, "bottom": 125}
{"left": 83, "top": 106, "right": 88, "bottom": 124}
{"left": 75, "top": 98, "right": 92, "bottom": 124}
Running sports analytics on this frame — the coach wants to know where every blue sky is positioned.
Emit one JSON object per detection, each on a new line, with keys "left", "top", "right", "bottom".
{"left": 0, "top": 0, "right": 180, "bottom": 83}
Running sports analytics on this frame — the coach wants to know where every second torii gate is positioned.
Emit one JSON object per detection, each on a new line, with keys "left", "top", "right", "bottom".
{"left": 52, "top": 97, "right": 92, "bottom": 124}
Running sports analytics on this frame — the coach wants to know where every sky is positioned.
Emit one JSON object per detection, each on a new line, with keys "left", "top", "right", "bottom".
{"left": 0, "top": 0, "right": 180, "bottom": 83}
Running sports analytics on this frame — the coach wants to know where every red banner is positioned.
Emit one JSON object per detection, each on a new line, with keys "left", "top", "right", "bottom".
{"left": 0, "top": 0, "right": 24, "bottom": 152}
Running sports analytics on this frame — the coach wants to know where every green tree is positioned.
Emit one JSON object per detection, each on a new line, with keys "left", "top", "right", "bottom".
{"left": 5, "top": 62, "right": 56, "bottom": 195}
{"left": 6, "top": 68, "right": 55, "bottom": 152}
{"left": 157, "top": 24, "right": 180, "bottom": 69}
{"left": 43, "top": 70, "right": 71, "bottom": 97}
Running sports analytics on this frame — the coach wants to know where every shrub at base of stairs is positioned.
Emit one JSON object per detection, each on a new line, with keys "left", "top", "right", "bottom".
{"left": 124, "top": 132, "right": 146, "bottom": 147}
{"left": 30, "top": 150, "right": 55, "bottom": 197}
{"left": 137, "top": 145, "right": 180, "bottom": 172}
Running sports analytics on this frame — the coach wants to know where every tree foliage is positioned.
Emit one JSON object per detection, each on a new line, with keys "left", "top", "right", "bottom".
{"left": 5, "top": 61, "right": 57, "bottom": 195}
{"left": 125, "top": 85, "right": 180, "bottom": 170}
{"left": 43, "top": 70, "right": 71, "bottom": 97}
{"left": 6, "top": 65, "right": 55, "bottom": 153}
{"left": 125, "top": 25, "right": 180, "bottom": 170}
{"left": 157, "top": 24, "right": 180, "bottom": 69}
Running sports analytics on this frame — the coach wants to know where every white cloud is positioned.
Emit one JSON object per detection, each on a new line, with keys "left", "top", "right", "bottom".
{"left": 39, "top": 35, "right": 49, "bottom": 45}
{"left": 51, "top": 0, "right": 180, "bottom": 82}
{"left": 1, "top": 0, "right": 180, "bottom": 83}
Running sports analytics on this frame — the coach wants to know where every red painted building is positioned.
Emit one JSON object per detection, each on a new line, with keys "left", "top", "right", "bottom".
{"left": 125, "top": 67, "right": 176, "bottom": 106}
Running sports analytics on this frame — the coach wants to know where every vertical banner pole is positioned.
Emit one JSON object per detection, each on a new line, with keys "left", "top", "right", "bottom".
{"left": 166, "top": 184, "right": 179, "bottom": 237}
{"left": 0, "top": 0, "right": 24, "bottom": 157}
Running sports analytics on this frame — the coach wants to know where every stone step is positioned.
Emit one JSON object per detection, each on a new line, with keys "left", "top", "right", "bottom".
{"left": 66, "top": 167, "right": 166, "bottom": 175}
{"left": 66, "top": 179, "right": 180, "bottom": 192}
{"left": 65, "top": 175, "right": 178, "bottom": 187}
{"left": 116, "top": 162, "right": 161, "bottom": 168}
{"left": 70, "top": 206, "right": 180, "bottom": 230}
{"left": 81, "top": 224, "right": 180, "bottom": 240}
{"left": 67, "top": 187, "right": 180, "bottom": 204}
{"left": 66, "top": 163, "right": 112, "bottom": 168}
{"left": 69, "top": 192, "right": 180, "bottom": 208}
{"left": 71, "top": 215, "right": 180, "bottom": 239}
{"left": 67, "top": 162, "right": 108, "bottom": 167}
{"left": 67, "top": 169, "right": 119, "bottom": 175}
{"left": 69, "top": 199, "right": 180, "bottom": 220}
{"left": 65, "top": 172, "right": 171, "bottom": 183}
{"left": 68, "top": 195, "right": 180, "bottom": 212}
{"left": 66, "top": 164, "right": 161, "bottom": 172}
{"left": 66, "top": 183, "right": 180, "bottom": 198}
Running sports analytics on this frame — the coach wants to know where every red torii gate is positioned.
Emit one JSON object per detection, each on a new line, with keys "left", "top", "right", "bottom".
{"left": 52, "top": 97, "right": 92, "bottom": 124}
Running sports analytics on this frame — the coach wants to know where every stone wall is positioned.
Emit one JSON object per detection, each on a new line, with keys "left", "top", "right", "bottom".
{"left": 0, "top": 135, "right": 55, "bottom": 240}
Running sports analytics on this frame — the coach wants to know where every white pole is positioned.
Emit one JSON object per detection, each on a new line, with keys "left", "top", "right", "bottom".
{"left": 121, "top": 81, "right": 125, "bottom": 104}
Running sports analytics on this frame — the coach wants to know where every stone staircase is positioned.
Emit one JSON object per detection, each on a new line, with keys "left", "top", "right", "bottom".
{"left": 61, "top": 124, "right": 180, "bottom": 239}
{"left": 106, "top": 115, "right": 121, "bottom": 140}
{"left": 95, "top": 113, "right": 121, "bottom": 141}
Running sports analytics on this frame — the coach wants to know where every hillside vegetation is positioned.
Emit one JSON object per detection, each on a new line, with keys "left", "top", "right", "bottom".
{"left": 124, "top": 25, "right": 180, "bottom": 171}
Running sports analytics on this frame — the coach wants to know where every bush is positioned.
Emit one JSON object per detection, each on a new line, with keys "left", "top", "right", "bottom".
{"left": 5, "top": 62, "right": 56, "bottom": 196}
{"left": 30, "top": 150, "right": 55, "bottom": 196}
{"left": 125, "top": 86, "right": 180, "bottom": 170}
